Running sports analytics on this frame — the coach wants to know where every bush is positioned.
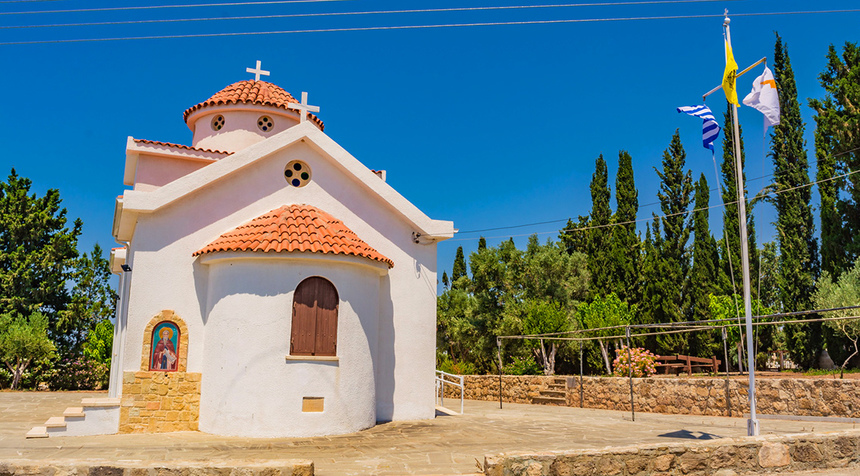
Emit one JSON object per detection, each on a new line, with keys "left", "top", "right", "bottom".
{"left": 612, "top": 346, "right": 657, "bottom": 378}
{"left": 503, "top": 355, "right": 542, "bottom": 375}
{"left": 437, "top": 355, "right": 478, "bottom": 375}
{"left": 48, "top": 357, "right": 109, "bottom": 390}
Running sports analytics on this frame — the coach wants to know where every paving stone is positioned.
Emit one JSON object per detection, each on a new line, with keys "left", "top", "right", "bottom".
{"left": 3, "top": 392, "right": 859, "bottom": 475}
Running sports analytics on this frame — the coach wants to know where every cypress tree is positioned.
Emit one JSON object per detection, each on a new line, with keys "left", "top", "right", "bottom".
{"left": 653, "top": 131, "right": 693, "bottom": 354}
{"left": 689, "top": 174, "right": 718, "bottom": 356}
{"left": 587, "top": 155, "right": 612, "bottom": 296}
{"left": 608, "top": 150, "right": 640, "bottom": 303}
{"left": 477, "top": 237, "right": 487, "bottom": 251}
{"left": 810, "top": 42, "right": 860, "bottom": 277}
{"left": 771, "top": 34, "right": 821, "bottom": 369}
{"left": 451, "top": 246, "right": 468, "bottom": 288}
{"left": 717, "top": 104, "right": 759, "bottom": 298}
{"left": 559, "top": 216, "right": 589, "bottom": 255}
{"left": 772, "top": 33, "right": 819, "bottom": 311}
{"left": 441, "top": 271, "right": 449, "bottom": 289}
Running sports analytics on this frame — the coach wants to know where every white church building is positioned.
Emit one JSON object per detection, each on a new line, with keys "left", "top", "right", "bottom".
{"left": 28, "top": 63, "right": 453, "bottom": 438}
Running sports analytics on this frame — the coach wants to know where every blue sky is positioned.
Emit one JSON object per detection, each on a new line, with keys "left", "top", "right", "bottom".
{"left": 1, "top": 0, "right": 858, "bottom": 293}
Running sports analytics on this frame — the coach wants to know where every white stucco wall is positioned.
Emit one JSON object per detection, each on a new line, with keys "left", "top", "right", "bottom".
{"left": 118, "top": 133, "right": 439, "bottom": 436}
{"left": 198, "top": 255, "right": 381, "bottom": 437}
{"left": 134, "top": 154, "right": 212, "bottom": 192}
{"left": 189, "top": 106, "right": 301, "bottom": 152}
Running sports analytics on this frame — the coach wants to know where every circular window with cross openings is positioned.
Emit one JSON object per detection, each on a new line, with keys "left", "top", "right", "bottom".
{"left": 284, "top": 161, "right": 311, "bottom": 187}
{"left": 211, "top": 115, "right": 225, "bottom": 131}
{"left": 257, "top": 115, "right": 274, "bottom": 132}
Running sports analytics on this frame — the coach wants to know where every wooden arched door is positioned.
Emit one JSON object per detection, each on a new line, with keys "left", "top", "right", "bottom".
{"left": 290, "top": 277, "right": 339, "bottom": 356}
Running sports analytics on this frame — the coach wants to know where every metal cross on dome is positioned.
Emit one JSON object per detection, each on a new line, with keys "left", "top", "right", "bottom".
{"left": 246, "top": 60, "right": 270, "bottom": 81}
{"left": 288, "top": 92, "right": 320, "bottom": 124}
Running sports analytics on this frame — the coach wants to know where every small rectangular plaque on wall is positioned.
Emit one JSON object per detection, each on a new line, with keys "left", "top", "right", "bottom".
{"left": 302, "top": 397, "right": 324, "bottom": 412}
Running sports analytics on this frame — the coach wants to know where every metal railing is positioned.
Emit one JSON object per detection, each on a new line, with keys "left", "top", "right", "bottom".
{"left": 435, "top": 369, "right": 464, "bottom": 414}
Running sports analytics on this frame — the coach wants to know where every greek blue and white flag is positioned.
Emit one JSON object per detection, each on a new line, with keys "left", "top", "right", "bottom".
{"left": 677, "top": 105, "right": 720, "bottom": 151}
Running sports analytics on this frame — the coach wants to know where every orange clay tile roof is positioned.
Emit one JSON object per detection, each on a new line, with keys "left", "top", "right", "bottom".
{"left": 183, "top": 80, "right": 324, "bottom": 130}
{"left": 133, "top": 139, "right": 231, "bottom": 156}
{"left": 193, "top": 204, "right": 393, "bottom": 268}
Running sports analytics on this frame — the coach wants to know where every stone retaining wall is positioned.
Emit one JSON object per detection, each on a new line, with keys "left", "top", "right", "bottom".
{"left": 119, "top": 371, "right": 201, "bottom": 433}
{"left": 444, "top": 375, "right": 860, "bottom": 418}
{"left": 483, "top": 429, "right": 860, "bottom": 475}
{"left": 0, "top": 460, "right": 313, "bottom": 476}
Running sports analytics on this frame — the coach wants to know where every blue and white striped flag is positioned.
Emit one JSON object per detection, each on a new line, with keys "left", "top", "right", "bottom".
{"left": 677, "top": 105, "right": 720, "bottom": 151}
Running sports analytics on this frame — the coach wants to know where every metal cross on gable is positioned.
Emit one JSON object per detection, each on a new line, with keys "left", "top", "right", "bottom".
{"left": 246, "top": 60, "right": 270, "bottom": 81}
{"left": 287, "top": 92, "right": 320, "bottom": 124}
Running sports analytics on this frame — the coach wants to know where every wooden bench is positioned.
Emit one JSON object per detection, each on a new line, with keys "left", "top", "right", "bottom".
{"left": 655, "top": 354, "right": 721, "bottom": 375}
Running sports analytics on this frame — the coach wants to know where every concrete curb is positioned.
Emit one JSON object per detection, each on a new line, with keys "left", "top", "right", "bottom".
{"left": 0, "top": 459, "right": 314, "bottom": 476}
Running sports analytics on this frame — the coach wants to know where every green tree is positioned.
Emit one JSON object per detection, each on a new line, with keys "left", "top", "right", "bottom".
{"left": 689, "top": 174, "right": 719, "bottom": 356}
{"left": 717, "top": 106, "right": 760, "bottom": 298}
{"left": 770, "top": 34, "right": 821, "bottom": 369}
{"left": 63, "top": 243, "right": 117, "bottom": 353}
{"left": 587, "top": 155, "right": 612, "bottom": 297}
{"left": 477, "top": 237, "right": 487, "bottom": 251}
{"left": 451, "top": 246, "right": 468, "bottom": 289}
{"left": 436, "top": 285, "right": 479, "bottom": 369}
{"left": 559, "top": 215, "right": 589, "bottom": 255}
{"left": 467, "top": 239, "right": 523, "bottom": 372}
{"left": 577, "top": 293, "right": 633, "bottom": 374}
{"left": 0, "top": 170, "right": 82, "bottom": 350}
{"left": 0, "top": 312, "right": 56, "bottom": 389}
{"left": 441, "top": 271, "right": 449, "bottom": 289}
{"left": 758, "top": 242, "right": 780, "bottom": 310}
{"left": 608, "top": 150, "right": 640, "bottom": 303}
{"left": 708, "top": 294, "right": 776, "bottom": 371}
{"left": 652, "top": 131, "right": 693, "bottom": 354}
{"left": 520, "top": 299, "right": 570, "bottom": 375}
{"left": 814, "top": 261, "right": 860, "bottom": 377}
{"left": 83, "top": 319, "right": 114, "bottom": 367}
{"left": 810, "top": 42, "right": 860, "bottom": 276}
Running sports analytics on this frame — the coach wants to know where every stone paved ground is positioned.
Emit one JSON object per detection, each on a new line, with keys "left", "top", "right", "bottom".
{"left": 1, "top": 391, "right": 858, "bottom": 475}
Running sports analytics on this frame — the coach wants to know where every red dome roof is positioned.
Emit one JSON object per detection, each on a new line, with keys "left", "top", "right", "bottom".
{"left": 183, "top": 80, "right": 324, "bottom": 130}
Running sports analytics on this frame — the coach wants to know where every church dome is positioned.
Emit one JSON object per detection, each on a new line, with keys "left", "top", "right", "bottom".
{"left": 184, "top": 80, "right": 323, "bottom": 153}
{"left": 183, "top": 80, "right": 324, "bottom": 129}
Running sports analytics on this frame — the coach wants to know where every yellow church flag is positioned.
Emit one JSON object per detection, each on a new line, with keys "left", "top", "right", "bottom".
{"left": 722, "top": 41, "right": 739, "bottom": 105}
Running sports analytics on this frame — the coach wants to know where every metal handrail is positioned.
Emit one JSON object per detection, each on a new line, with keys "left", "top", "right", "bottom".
{"left": 435, "top": 369, "right": 464, "bottom": 414}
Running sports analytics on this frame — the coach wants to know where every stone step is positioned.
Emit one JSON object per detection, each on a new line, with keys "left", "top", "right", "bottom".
{"left": 531, "top": 396, "right": 567, "bottom": 405}
{"left": 546, "top": 384, "right": 566, "bottom": 391}
{"left": 540, "top": 390, "right": 566, "bottom": 398}
{"left": 25, "top": 426, "right": 48, "bottom": 438}
{"left": 81, "top": 397, "right": 121, "bottom": 408}
{"left": 64, "top": 407, "right": 85, "bottom": 418}
{"left": 44, "top": 416, "right": 66, "bottom": 428}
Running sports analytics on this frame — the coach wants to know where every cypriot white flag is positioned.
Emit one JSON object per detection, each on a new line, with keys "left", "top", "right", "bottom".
{"left": 742, "top": 65, "right": 781, "bottom": 128}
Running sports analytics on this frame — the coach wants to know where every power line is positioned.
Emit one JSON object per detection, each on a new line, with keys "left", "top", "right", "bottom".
{"left": 0, "top": 0, "right": 739, "bottom": 30}
{"left": 3, "top": 8, "right": 860, "bottom": 45}
{"left": 457, "top": 145, "right": 860, "bottom": 235}
{"left": 447, "top": 167, "right": 860, "bottom": 242}
{"left": 0, "top": 0, "right": 351, "bottom": 16}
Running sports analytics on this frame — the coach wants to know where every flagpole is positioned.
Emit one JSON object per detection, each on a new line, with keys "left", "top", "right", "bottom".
{"left": 724, "top": 12, "right": 759, "bottom": 437}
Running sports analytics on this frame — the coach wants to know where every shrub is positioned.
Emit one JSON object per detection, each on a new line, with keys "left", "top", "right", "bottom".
{"left": 503, "top": 355, "right": 543, "bottom": 375}
{"left": 612, "top": 346, "right": 657, "bottom": 378}
{"left": 48, "top": 357, "right": 109, "bottom": 390}
{"left": 437, "top": 355, "right": 478, "bottom": 375}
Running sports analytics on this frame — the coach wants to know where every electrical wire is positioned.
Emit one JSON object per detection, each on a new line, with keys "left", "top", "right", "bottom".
{"left": 455, "top": 145, "right": 860, "bottom": 237}
{"left": 446, "top": 166, "right": 860, "bottom": 242}
{"left": 3, "top": 8, "right": 860, "bottom": 45}
{"left": 0, "top": 0, "right": 352, "bottom": 16}
{"left": 1, "top": 0, "right": 740, "bottom": 28}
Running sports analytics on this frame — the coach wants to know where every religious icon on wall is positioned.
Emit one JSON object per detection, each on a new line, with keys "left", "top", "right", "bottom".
{"left": 150, "top": 322, "right": 180, "bottom": 371}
